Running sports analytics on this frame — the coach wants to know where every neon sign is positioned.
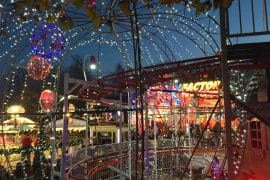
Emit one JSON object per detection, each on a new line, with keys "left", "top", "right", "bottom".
{"left": 181, "top": 80, "right": 221, "bottom": 92}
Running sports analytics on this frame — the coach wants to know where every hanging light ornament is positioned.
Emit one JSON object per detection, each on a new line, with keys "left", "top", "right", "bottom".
{"left": 27, "top": 56, "right": 51, "bottom": 80}
{"left": 40, "top": 89, "right": 55, "bottom": 112}
{"left": 86, "top": 0, "right": 96, "bottom": 9}
{"left": 30, "top": 23, "right": 65, "bottom": 61}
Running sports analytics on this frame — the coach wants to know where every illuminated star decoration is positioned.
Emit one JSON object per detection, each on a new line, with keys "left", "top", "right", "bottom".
{"left": 30, "top": 23, "right": 65, "bottom": 61}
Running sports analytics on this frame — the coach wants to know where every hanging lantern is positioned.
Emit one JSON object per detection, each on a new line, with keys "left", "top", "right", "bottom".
{"left": 27, "top": 56, "right": 51, "bottom": 80}
{"left": 90, "top": 55, "right": 96, "bottom": 70}
{"left": 30, "top": 23, "right": 65, "bottom": 60}
{"left": 40, "top": 90, "right": 55, "bottom": 112}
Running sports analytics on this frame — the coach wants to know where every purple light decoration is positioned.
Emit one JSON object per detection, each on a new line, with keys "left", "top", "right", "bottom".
{"left": 130, "top": 91, "right": 137, "bottom": 107}
{"left": 210, "top": 156, "right": 222, "bottom": 179}
{"left": 30, "top": 23, "right": 65, "bottom": 61}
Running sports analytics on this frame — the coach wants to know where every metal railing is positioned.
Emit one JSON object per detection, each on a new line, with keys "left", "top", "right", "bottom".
{"left": 67, "top": 138, "right": 225, "bottom": 180}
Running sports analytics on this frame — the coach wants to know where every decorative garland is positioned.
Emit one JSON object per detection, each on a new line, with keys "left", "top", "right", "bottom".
{"left": 0, "top": 140, "right": 83, "bottom": 155}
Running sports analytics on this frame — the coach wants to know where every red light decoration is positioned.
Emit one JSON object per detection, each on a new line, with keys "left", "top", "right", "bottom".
{"left": 27, "top": 56, "right": 51, "bottom": 80}
{"left": 40, "top": 89, "right": 54, "bottom": 112}
{"left": 86, "top": 0, "right": 96, "bottom": 9}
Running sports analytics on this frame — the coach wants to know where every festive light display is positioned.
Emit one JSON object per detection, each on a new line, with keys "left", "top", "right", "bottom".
{"left": 0, "top": 1, "right": 257, "bottom": 179}
{"left": 0, "top": 140, "right": 83, "bottom": 155}
{"left": 86, "top": 0, "right": 96, "bottom": 9}
{"left": 40, "top": 89, "right": 55, "bottom": 112}
{"left": 30, "top": 23, "right": 65, "bottom": 60}
{"left": 210, "top": 156, "right": 222, "bottom": 179}
{"left": 27, "top": 56, "right": 52, "bottom": 80}
{"left": 0, "top": 0, "right": 220, "bottom": 108}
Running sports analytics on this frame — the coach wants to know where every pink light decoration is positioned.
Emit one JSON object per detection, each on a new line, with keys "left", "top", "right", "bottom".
{"left": 86, "top": 0, "right": 96, "bottom": 9}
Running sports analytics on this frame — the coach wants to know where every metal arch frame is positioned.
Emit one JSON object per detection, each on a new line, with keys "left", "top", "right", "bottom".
{"left": 68, "top": 11, "right": 220, "bottom": 56}
{"left": 226, "top": 0, "right": 270, "bottom": 38}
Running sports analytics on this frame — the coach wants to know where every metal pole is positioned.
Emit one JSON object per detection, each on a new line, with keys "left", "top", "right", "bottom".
{"left": 128, "top": 91, "right": 132, "bottom": 179}
{"left": 220, "top": 4, "right": 234, "bottom": 179}
{"left": 180, "top": 98, "right": 221, "bottom": 179}
{"left": 50, "top": 111, "right": 57, "bottom": 180}
{"left": 145, "top": 89, "right": 150, "bottom": 180}
{"left": 85, "top": 104, "right": 89, "bottom": 157}
{"left": 83, "top": 56, "right": 90, "bottom": 158}
{"left": 119, "top": 91, "right": 123, "bottom": 180}
{"left": 174, "top": 105, "right": 179, "bottom": 170}
{"left": 187, "top": 109, "right": 192, "bottom": 179}
{"left": 153, "top": 107, "right": 158, "bottom": 180}
{"left": 60, "top": 73, "right": 69, "bottom": 180}
{"left": 51, "top": 74, "right": 59, "bottom": 180}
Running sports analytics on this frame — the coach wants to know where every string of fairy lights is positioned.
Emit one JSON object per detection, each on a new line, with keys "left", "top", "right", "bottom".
{"left": 0, "top": 0, "right": 256, "bottom": 179}
{"left": 0, "top": 8, "right": 221, "bottom": 112}
{"left": 0, "top": 1, "right": 219, "bottom": 97}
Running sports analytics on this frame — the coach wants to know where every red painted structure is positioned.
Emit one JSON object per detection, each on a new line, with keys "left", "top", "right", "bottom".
{"left": 75, "top": 54, "right": 270, "bottom": 102}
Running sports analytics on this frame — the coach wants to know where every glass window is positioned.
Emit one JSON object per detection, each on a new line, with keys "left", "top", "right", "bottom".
{"left": 250, "top": 121, "right": 257, "bottom": 129}
{"left": 251, "top": 140, "right": 257, "bottom": 148}
{"left": 251, "top": 131, "right": 257, "bottom": 138}
{"left": 250, "top": 120, "right": 262, "bottom": 149}
{"left": 258, "top": 141, "right": 262, "bottom": 149}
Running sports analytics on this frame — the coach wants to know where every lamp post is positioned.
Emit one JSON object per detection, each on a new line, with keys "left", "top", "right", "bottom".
{"left": 83, "top": 55, "right": 97, "bottom": 158}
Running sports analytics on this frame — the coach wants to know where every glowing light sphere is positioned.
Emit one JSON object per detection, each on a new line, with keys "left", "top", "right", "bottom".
{"left": 30, "top": 23, "right": 65, "bottom": 60}
{"left": 40, "top": 89, "right": 55, "bottom": 112}
{"left": 90, "top": 55, "right": 97, "bottom": 70}
{"left": 27, "top": 56, "right": 52, "bottom": 80}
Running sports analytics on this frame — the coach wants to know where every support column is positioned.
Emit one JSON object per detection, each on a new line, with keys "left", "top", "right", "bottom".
{"left": 50, "top": 114, "right": 57, "bottom": 180}
{"left": 145, "top": 89, "right": 150, "bottom": 180}
{"left": 220, "top": 4, "right": 234, "bottom": 180}
{"left": 127, "top": 91, "right": 132, "bottom": 179}
{"left": 153, "top": 107, "right": 158, "bottom": 180}
{"left": 119, "top": 91, "right": 123, "bottom": 180}
{"left": 60, "top": 73, "right": 69, "bottom": 180}
{"left": 85, "top": 104, "right": 90, "bottom": 157}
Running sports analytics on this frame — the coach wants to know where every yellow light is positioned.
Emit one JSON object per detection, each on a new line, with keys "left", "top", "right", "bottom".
{"left": 181, "top": 80, "right": 221, "bottom": 92}
{"left": 7, "top": 105, "right": 25, "bottom": 114}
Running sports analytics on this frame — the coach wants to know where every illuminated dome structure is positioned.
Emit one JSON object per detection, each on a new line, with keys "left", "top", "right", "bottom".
{"left": 0, "top": 0, "right": 270, "bottom": 179}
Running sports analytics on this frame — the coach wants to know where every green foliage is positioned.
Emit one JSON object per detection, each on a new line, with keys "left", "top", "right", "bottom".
{"left": 58, "top": 15, "right": 74, "bottom": 31}
{"left": 36, "top": 0, "right": 51, "bottom": 12}
{"left": 86, "top": 9, "right": 102, "bottom": 27}
{"left": 72, "top": 0, "right": 84, "bottom": 8}
{"left": 12, "top": 0, "right": 233, "bottom": 31}
{"left": 0, "top": 140, "right": 83, "bottom": 155}
{"left": 119, "top": 0, "right": 131, "bottom": 16}
{"left": 158, "top": 0, "right": 233, "bottom": 16}
{"left": 159, "top": 0, "right": 183, "bottom": 6}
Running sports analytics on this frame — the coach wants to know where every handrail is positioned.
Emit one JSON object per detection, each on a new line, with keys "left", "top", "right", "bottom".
{"left": 67, "top": 145, "right": 225, "bottom": 179}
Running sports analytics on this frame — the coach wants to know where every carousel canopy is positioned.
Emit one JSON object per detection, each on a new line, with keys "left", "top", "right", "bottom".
{"left": 51, "top": 118, "right": 86, "bottom": 131}
{"left": 1, "top": 117, "right": 36, "bottom": 133}
{"left": 3, "top": 117, "right": 36, "bottom": 125}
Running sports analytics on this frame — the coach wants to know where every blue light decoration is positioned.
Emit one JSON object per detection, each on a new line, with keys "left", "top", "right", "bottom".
{"left": 164, "top": 84, "right": 181, "bottom": 106}
{"left": 129, "top": 91, "right": 137, "bottom": 107}
{"left": 30, "top": 23, "right": 65, "bottom": 61}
